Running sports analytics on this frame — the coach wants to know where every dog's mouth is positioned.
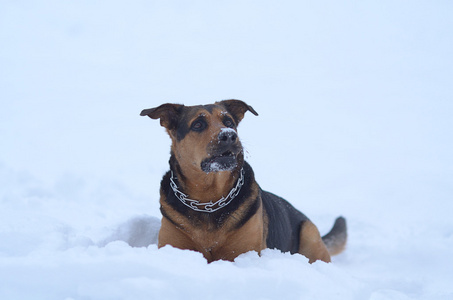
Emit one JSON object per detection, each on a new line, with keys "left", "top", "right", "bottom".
{"left": 220, "top": 150, "right": 235, "bottom": 157}
{"left": 201, "top": 150, "right": 239, "bottom": 173}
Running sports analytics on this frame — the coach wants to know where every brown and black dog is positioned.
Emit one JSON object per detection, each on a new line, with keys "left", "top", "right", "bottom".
{"left": 141, "top": 100, "right": 347, "bottom": 263}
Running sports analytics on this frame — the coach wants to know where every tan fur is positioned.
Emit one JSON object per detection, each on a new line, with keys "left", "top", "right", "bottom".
{"left": 326, "top": 242, "right": 346, "bottom": 256}
{"left": 298, "top": 220, "right": 331, "bottom": 263}
{"left": 158, "top": 183, "right": 265, "bottom": 262}
{"left": 142, "top": 100, "right": 346, "bottom": 264}
{"left": 168, "top": 107, "right": 238, "bottom": 202}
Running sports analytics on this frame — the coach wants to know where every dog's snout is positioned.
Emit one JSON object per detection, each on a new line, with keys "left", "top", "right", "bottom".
{"left": 218, "top": 129, "right": 237, "bottom": 145}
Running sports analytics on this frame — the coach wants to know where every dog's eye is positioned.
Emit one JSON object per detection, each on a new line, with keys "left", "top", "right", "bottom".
{"left": 191, "top": 119, "right": 207, "bottom": 132}
{"left": 223, "top": 118, "right": 235, "bottom": 128}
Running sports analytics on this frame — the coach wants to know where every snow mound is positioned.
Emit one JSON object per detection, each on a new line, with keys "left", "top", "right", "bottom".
{"left": 101, "top": 215, "right": 161, "bottom": 248}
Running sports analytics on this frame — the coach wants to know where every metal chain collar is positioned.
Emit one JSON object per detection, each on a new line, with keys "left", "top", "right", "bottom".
{"left": 169, "top": 168, "right": 245, "bottom": 213}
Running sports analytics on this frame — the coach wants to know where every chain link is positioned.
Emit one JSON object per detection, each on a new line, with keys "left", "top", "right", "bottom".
{"left": 169, "top": 168, "right": 245, "bottom": 213}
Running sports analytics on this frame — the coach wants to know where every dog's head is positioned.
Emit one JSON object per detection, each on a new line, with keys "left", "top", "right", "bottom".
{"left": 141, "top": 100, "right": 258, "bottom": 174}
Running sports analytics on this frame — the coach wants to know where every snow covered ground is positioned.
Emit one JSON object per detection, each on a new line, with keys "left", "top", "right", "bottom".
{"left": 1, "top": 1, "right": 453, "bottom": 299}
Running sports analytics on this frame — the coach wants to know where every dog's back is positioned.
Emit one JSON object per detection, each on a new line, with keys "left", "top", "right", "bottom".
{"left": 261, "top": 190, "right": 308, "bottom": 253}
{"left": 262, "top": 189, "right": 347, "bottom": 258}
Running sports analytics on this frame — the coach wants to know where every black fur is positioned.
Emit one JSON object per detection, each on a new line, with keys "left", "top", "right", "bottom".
{"left": 175, "top": 104, "right": 218, "bottom": 141}
{"left": 161, "top": 160, "right": 255, "bottom": 230}
{"left": 261, "top": 190, "right": 309, "bottom": 254}
{"left": 161, "top": 158, "right": 311, "bottom": 254}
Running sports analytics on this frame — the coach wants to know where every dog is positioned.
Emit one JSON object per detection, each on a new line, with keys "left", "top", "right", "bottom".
{"left": 141, "top": 100, "right": 347, "bottom": 263}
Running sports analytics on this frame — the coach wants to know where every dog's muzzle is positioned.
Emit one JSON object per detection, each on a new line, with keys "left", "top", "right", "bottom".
{"left": 201, "top": 128, "right": 241, "bottom": 173}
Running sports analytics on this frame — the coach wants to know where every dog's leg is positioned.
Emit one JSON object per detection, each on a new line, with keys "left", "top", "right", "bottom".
{"left": 298, "top": 220, "right": 331, "bottom": 263}
{"left": 215, "top": 212, "right": 266, "bottom": 262}
{"left": 157, "top": 218, "right": 211, "bottom": 258}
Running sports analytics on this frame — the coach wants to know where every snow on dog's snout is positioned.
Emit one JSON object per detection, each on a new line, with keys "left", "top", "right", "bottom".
{"left": 220, "top": 127, "right": 237, "bottom": 134}
{"left": 217, "top": 127, "right": 238, "bottom": 145}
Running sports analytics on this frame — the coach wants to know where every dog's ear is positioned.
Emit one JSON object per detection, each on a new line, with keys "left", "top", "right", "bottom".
{"left": 140, "top": 104, "right": 184, "bottom": 130}
{"left": 219, "top": 99, "right": 258, "bottom": 124}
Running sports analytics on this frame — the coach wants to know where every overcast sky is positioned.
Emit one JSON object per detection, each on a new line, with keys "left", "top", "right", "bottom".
{"left": 1, "top": 1, "right": 452, "bottom": 207}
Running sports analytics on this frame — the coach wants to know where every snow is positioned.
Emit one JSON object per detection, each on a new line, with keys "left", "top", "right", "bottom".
{"left": 220, "top": 127, "right": 237, "bottom": 134}
{"left": 1, "top": 1, "right": 453, "bottom": 299}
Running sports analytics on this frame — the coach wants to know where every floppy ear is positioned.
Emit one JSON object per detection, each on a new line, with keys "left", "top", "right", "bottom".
{"left": 219, "top": 99, "right": 258, "bottom": 124}
{"left": 140, "top": 103, "right": 184, "bottom": 130}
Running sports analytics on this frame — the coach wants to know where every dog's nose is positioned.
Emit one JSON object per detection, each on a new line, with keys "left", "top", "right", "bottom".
{"left": 218, "top": 129, "right": 237, "bottom": 146}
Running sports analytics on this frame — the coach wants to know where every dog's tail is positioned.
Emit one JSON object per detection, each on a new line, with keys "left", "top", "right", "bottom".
{"left": 322, "top": 216, "right": 347, "bottom": 256}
